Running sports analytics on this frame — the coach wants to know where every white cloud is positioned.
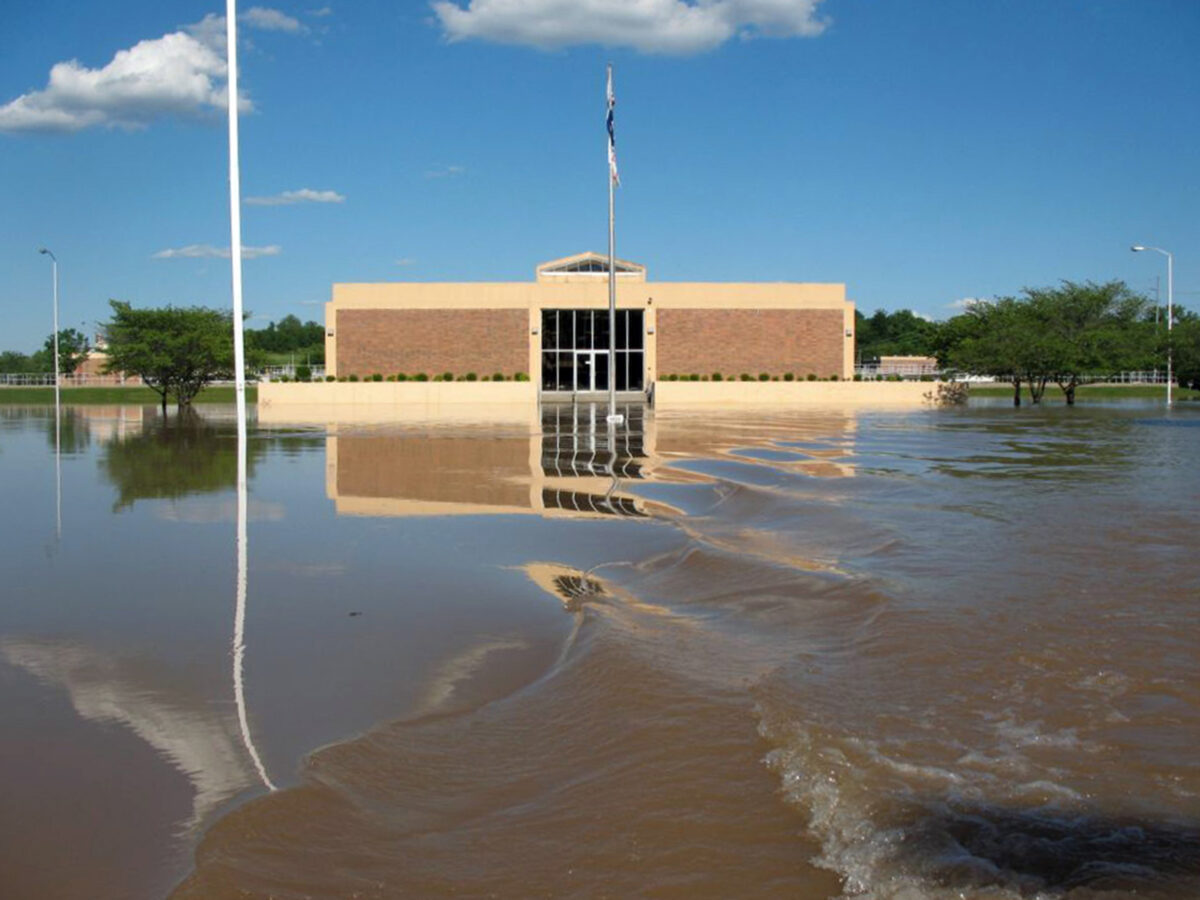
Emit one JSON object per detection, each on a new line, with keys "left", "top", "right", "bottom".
{"left": 152, "top": 244, "right": 282, "bottom": 259}
{"left": 0, "top": 9, "right": 302, "bottom": 134}
{"left": 431, "top": 0, "right": 829, "bottom": 54}
{"left": 425, "top": 164, "right": 466, "bottom": 179}
{"left": 395, "top": 258, "right": 418, "bottom": 267}
{"left": 243, "top": 7, "right": 306, "bottom": 33}
{"left": 245, "top": 188, "right": 345, "bottom": 206}
{"left": 947, "top": 297, "right": 984, "bottom": 310}
{"left": 309, "top": 7, "right": 335, "bottom": 17}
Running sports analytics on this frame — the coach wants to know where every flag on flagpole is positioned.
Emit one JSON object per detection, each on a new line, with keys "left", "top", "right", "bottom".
{"left": 606, "top": 65, "right": 620, "bottom": 187}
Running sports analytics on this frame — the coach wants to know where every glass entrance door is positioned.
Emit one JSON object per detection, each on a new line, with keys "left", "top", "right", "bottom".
{"left": 541, "top": 310, "right": 643, "bottom": 393}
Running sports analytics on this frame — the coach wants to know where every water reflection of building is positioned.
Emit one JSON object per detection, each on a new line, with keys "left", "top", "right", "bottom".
{"left": 328, "top": 404, "right": 658, "bottom": 519}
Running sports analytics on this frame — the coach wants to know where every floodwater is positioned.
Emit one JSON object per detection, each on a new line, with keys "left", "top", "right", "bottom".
{"left": 0, "top": 400, "right": 1198, "bottom": 899}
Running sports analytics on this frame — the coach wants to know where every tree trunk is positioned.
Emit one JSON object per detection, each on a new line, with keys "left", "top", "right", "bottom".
{"left": 1030, "top": 377, "right": 1047, "bottom": 404}
{"left": 1065, "top": 383, "right": 1076, "bottom": 406}
{"left": 1012, "top": 377, "right": 1021, "bottom": 407}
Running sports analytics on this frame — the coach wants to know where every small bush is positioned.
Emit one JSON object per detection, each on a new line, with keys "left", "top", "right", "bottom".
{"left": 325, "top": 375, "right": 336, "bottom": 382}
{"left": 758, "top": 373, "right": 770, "bottom": 382}
{"left": 712, "top": 372, "right": 723, "bottom": 382}
{"left": 348, "top": 374, "right": 359, "bottom": 383}
{"left": 396, "top": 373, "right": 408, "bottom": 382}
{"left": 666, "top": 373, "right": 678, "bottom": 381}
{"left": 295, "top": 365, "right": 312, "bottom": 382}
{"left": 740, "top": 373, "right": 752, "bottom": 382}
{"left": 465, "top": 372, "right": 477, "bottom": 381}
{"left": 370, "top": 373, "right": 382, "bottom": 382}
{"left": 772, "top": 376, "right": 780, "bottom": 381}
{"left": 701, "top": 375, "right": 710, "bottom": 381}
{"left": 385, "top": 375, "right": 395, "bottom": 382}
{"left": 806, "top": 373, "right": 817, "bottom": 382}
{"left": 514, "top": 372, "right": 529, "bottom": 382}
{"left": 440, "top": 372, "right": 452, "bottom": 382}
{"left": 853, "top": 373, "right": 863, "bottom": 382}
{"left": 784, "top": 372, "right": 795, "bottom": 382}
{"left": 830, "top": 374, "right": 839, "bottom": 381}
{"left": 690, "top": 373, "right": 700, "bottom": 382}
{"left": 415, "top": 373, "right": 429, "bottom": 382}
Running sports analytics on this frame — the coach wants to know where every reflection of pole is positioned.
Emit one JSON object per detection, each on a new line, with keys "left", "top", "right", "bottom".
{"left": 234, "top": 416, "right": 275, "bottom": 791}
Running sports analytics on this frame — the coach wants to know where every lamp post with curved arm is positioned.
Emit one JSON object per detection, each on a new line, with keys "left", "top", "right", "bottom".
{"left": 1131, "top": 245, "right": 1173, "bottom": 406}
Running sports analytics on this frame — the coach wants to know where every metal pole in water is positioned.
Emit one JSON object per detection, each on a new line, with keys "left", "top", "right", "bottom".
{"left": 606, "top": 64, "right": 622, "bottom": 425}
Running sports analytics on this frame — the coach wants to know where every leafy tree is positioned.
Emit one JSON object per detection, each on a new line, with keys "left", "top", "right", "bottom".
{"left": 42, "top": 328, "right": 91, "bottom": 375}
{"left": 103, "top": 301, "right": 235, "bottom": 413}
{"left": 0, "top": 350, "right": 45, "bottom": 373}
{"left": 1169, "top": 310, "right": 1200, "bottom": 389}
{"left": 246, "top": 314, "right": 325, "bottom": 361}
{"left": 1023, "top": 281, "right": 1151, "bottom": 404}
{"left": 856, "top": 308, "right": 941, "bottom": 360}
{"left": 939, "top": 281, "right": 1154, "bottom": 405}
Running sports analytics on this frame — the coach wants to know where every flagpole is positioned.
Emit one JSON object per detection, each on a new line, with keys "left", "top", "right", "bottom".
{"left": 606, "top": 64, "right": 622, "bottom": 424}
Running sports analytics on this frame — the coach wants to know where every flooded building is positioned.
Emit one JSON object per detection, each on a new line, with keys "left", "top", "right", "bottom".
{"left": 324, "top": 253, "right": 856, "bottom": 395}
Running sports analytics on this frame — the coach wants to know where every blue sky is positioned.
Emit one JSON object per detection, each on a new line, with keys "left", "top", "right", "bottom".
{"left": 2, "top": 0, "right": 1197, "bottom": 352}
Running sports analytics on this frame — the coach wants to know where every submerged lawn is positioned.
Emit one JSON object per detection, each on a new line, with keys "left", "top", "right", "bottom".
{"left": 967, "top": 383, "right": 1200, "bottom": 401}
{"left": 0, "top": 386, "right": 258, "bottom": 405}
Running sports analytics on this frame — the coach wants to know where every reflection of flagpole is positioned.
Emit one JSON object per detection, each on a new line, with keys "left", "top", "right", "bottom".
{"left": 55, "top": 411, "right": 61, "bottom": 540}
{"left": 227, "top": 0, "right": 274, "bottom": 793}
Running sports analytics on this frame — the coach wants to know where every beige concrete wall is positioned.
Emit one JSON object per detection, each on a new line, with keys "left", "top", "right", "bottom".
{"left": 258, "top": 381, "right": 538, "bottom": 425}
{"left": 654, "top": 380, "right": 940, "bottom": 408}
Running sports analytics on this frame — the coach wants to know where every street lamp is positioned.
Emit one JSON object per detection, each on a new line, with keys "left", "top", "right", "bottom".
{"left": 1131, "top": 245, "right": 1173, "bottom": 406}
{"left": 38, "top": 248, "right": 60, "bottom": 406}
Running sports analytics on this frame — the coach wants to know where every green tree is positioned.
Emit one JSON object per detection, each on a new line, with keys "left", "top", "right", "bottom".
{"left": 1168, "top": 310, "right": 1200, "bottom": 389}
{"left": 856, "top": 308, "right": 942, "bottom": 361}
{"left": 103, "top": 301, "right": 235, "bottom": 413}
{"left": 42, "top": 328, "right": 91, "bottom": 375}
{"left": 0, "top": 350, "right": 44, "bottom": 373}
{"left": 1023, "top": 281, "right": 1151, "bottom": 404}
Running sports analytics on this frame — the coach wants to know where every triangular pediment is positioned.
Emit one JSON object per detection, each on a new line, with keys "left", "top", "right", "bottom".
{"left": 537, "top": 252, "right": 646, "bottom": 281}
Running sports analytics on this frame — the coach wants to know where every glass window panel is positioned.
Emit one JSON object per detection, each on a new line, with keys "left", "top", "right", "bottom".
{"left": 595, "top": 352, "right": 609, "bottom": 394}
{"left": 572, "top": 311, "right": 589, "bottom": 349}
{"left": 627, "top": 310, "right": 644, "bottom": 350}
{"left": 558, "top": 352, "right": 574, "bottom": 391}
{"left": 628, "top": 351, "right": 644, "bottom": 390}
{"left": 594, "top": 311, "right": 610, "bottom": 351}
{"left": 562, "top": 311, "right": 574, "bottom": 350}
{"left": 542, "top": 351, "right": 557, "bottom": 391}
{"left": 542, "top": 310, "right": 558, "bottom": 350}
{"left": 615, "top": 351, "right": 629, "bottom": 391}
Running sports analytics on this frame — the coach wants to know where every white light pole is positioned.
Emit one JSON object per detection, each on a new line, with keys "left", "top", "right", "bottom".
{"left": 1132, "top": 245, "right": 1173, "bottom": 406}
{"left": 38, "top": 248, "right": 60, "bottom": 406}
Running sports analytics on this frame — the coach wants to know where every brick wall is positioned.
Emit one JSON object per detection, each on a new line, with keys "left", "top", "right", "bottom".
{"left": 336, "top": 309, "right": 528, "bottom": 378}
{"left": 657, "top": 308, "right": 844, "bottom": 378}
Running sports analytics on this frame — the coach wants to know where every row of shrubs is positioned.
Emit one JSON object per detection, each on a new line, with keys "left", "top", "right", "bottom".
{"left": 662, "top": 373, "right": 845, "bottom": 382}
{"left": 275, "top": 372, "right": 531, "bottom": 383}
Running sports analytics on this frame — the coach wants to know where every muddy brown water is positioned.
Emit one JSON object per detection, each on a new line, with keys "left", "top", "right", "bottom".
{"left": 0, "top": 401, "right": 1197, "bottom": 899}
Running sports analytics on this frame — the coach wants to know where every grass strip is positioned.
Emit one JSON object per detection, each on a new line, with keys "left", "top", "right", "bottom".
{"left": 0, "top": 386, "right": 258, "bottom": 405}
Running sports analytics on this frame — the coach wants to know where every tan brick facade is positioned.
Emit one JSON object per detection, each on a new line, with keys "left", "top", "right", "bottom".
{"left": 656, "top": 308, "right": 845, "bottom": 378}
{"left": 336, "top": 309, "right": 528, "bottom": 378}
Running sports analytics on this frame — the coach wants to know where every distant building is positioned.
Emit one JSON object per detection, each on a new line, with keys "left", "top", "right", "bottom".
{"left": 877, "top": 355, "right": 939, "bottom": 378}
{"left": 324, "top": 253, "right": 856, "bottom": 395}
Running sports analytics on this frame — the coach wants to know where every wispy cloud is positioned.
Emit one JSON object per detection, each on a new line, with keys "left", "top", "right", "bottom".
{"left": 245, "top": 188, "right": 345, "bottom": 206}
{"left": 242, "top": 7, "right": 306, "bottom": 33}
{"left": 432, "top": 0, "right": 829, "bottom": 54}
{"left": 425, "top": 164, "right": 466, "bottom": 179}
{"left": 308, "top": 7, "right": 334, "bottom": 17}
{"left": 946, "top": 297, "right": 984, "bottom": 311}
{"left": 0, "top": 9, "right": 302, "bottom": 133}
{"left": 152, "top": 244, "right": 282, "bottom": 259}
{"left": 395, "top": 258, "right": 417, "bottom": 267}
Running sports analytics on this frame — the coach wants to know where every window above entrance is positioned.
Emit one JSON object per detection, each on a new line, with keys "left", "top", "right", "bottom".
{"left": 536, "top": 252, "right": 646, "bottom": 282}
